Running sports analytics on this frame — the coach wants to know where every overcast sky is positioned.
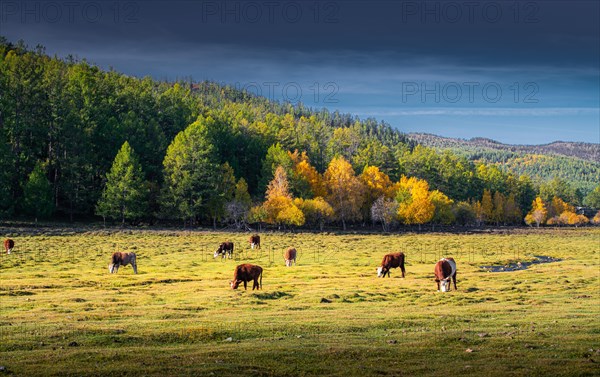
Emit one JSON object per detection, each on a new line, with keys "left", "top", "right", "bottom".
{"left": 1, "top": 0, "right": 598, "bottom": 144}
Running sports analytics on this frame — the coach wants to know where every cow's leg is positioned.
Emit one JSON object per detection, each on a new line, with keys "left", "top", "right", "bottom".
{"left": 252, "top": 279, "right": 258, "bottom": 290}
{"left": 436, "top": 280, "right": 440, "bottom": 291}
{"left": 400, "top": 265, "right": 406, "bottom": 278}
{"left": 132, "top": 261, "right": 138, "bottom": 274}
{"left": 453, "top": 272, "right": 457, "bottom": 290}
{"left": 244, "top": 281, "right": 247, "bottom": 290}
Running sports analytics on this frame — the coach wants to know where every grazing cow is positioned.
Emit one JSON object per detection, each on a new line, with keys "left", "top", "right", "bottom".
{"left": 4, "top": 239, "right": 14, "bottom": 254}
{"left": 434, "top": 258, "right": 457, "bottom": 292}
{"left": 284, "top": 247, "right": 297, "bottom": 267}
{"left": 249, "top": 234, "right": 261, "bottom": 249}
{"left": 230, "top": 264, "right": 263, "bottom": 290}
{"left": 377, "top": 252, "right": 406, "bottom": 278}
{"left": 109, "top": 252, "right": 138, "bottom": 274}
{"left": 214, "top": 241, "right": 234, "bottom": 259}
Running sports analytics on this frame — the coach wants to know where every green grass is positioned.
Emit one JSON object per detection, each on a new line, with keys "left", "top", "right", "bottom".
{"left": 0, "top": 227, "right": 599, "bottom": 376}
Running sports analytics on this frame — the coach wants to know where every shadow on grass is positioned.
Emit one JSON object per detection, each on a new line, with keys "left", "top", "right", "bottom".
{"left": 251, "top": 291, "right": 293, "bottom": 300}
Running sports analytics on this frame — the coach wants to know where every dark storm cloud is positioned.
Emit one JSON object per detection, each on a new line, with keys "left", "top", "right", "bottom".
{"left": 1, "top": 0, "right": 598, "bottom": 143}
{"left": 2, "top": 1, "right": 598, "bottom": 67}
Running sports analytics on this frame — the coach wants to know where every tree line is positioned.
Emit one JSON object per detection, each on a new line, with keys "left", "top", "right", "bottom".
{"left": 1, "top": 38, "right": 599, "bottom": 229}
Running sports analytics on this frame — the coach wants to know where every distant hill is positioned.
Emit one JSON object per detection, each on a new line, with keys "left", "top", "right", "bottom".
{"left": 408, "top": 133, "right": 599, "bottom": 162}
{"left": 407, "top": 133, "right": 600, "bottom": 194}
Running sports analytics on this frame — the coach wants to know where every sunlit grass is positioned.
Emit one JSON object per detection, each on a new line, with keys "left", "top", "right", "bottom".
{"left": 0, "top": 227, "right": 598, "bottom": 376}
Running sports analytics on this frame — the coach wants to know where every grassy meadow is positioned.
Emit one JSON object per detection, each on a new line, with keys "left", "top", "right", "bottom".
{"left": 0, "top": 227, "right": 599, "bottom": 376}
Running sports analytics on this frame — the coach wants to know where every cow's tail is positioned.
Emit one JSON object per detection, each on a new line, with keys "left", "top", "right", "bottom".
{"left": 260, "top": 269, "right": 263, "bottom": 289}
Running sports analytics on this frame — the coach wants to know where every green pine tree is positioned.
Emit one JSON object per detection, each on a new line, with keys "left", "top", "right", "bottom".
{"left": 0, "top": 135, "right": 14, "bottom": 217}
{"left": 96, "top": 141, "right": 148, "bottom": 224}
{"left": 206, "top": 162, "right": 236, "bottom": 229}
{"left": 160, "top": 116, "right": 219, "bottom": 225}
{"left": 23, "top": 161, "right": 54, "bottom": 222}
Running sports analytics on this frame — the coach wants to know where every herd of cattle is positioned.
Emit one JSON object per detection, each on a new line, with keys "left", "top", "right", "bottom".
{"left": 3, "top": 235, "right": 457, "bottom": 292}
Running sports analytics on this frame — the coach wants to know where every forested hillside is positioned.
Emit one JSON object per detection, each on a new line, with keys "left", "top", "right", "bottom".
{"left": 1, "top": 38, "right": 599, "bottom": 228}
{"left": 408, "top": 133, "right": 600, "bottom": 194}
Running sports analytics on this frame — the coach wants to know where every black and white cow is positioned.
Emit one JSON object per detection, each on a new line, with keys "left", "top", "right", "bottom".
{"left": 214, "top": 241, "right": 234, "bottom": 259}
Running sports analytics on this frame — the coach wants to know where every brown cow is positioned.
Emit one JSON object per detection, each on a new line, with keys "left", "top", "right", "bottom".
{"left": 249, "top": 234, "right": 261, "bottom": 249}
{"left": 284, "top": 247, "right": 297, "bottom": 267}
{"left": 109, "top": 252, "right": 138, "bottom": 274}
{"left": 377, "top": 252, "right": 406, "bottom": 278}
{"left": 434, "top": 258, "right": 457, "bottom": 292}
{"left": 4, "top": 239, "right": 14, "bottom": 254}
{"left": 214, "top": 241, "right": 234, "bottom": 259}
{"left": 230, "top": 264, "right": 263, "bottom": 290}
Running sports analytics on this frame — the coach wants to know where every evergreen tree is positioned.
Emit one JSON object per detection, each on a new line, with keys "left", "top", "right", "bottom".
{"left": 96, "top": 142, "right": 148, "bottom": 224}
{"left": 539, "top": 177, "right": 578, "bottom": 205}
{"left": 226, "top": 178, "right": 252, "bottom": 229}
{"left": 23, "top": 161, "right": 54, "bottom": 221}
{"left": 584, "top": 185, "right": 600, "bottom": 208}
{"left": 161, "top": 116, "right": 219, "bottom": 225}
{"left": 0, "top": 134, "right": 14, "bottom": 217}
{"left": 206, "top": 162, "right": 236, "bottom": 228}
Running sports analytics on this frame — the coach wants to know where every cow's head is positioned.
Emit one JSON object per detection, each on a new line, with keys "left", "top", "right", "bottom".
{"left": 377, "top": 267, "right": 384, "bottom": 277}
{"left": 439, "top": 278, "right": 450, "bottom": 292}
{"left": 230, "top": 280, "right": 242, "bottom": 289}
{"left": 214, "top": 245, "right": 224, "bottom": 258}
{"left": 108, "top": 263, "right": 115, "bottom": 273}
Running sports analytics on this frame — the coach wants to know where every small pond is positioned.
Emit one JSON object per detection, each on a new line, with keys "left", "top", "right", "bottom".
{"left": 480, "top": 255, "right": 562, "bottom": 272}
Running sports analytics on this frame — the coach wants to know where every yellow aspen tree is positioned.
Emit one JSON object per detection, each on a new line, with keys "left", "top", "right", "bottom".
{"left": 294, "top": 197, "right": 333, "bottom": 230}
{"left": 591, "top": 211, "right": 600, "bottom": 225}
{"left": 276, "top": 205, "right": 305, "bottom": 227}
{"left": 360, "top": 165, "right": 394, "bottom": 221}
{"left": 471, "top": 200, "right": 484, "bottom": 226}
{"left": 396, "top": 176, "right": 435, "bottom": 230}
{"left": 548, "top": 196, "right": 575, "bottom": 219}
{"left": 324, "top": 156, "right": 365, "bottom": 230}
{"left": 491, "top": 191, "right": 505, "bottom": 225}
{"left": 263, "top": 165, "right": 294, "bottom": 225}
{"left": 524, "top": 197, "right": 547, "bottom": 227}
{"left": 430, "top": 190, "right": 455, "bottom": 226}
{"left": 503, "top": 193, "right": 522, "bottom": 224}
{"left": 481, "top": 189, "right": 493, "bottom": 224}
{"left": 296, "top": 159, "right": 326, "bottom": 198}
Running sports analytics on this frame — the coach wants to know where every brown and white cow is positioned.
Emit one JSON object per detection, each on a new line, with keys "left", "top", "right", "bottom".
{"left": 214, "top": 241, "right": 234, "bottom": 259}
{"left": 377, "top": 252, "right": 406, "bottom": 278}
{"left": 434, "top": 258, "right": 457, "bottom": 292}
{"left": 4, "top": 239, "right": 14, "bottom": 254}
{"left": 230, "top": 264, "right": 263, "bottom": 290}
{"left": 249, "top": 234, "right": 261, "bottom": 249}
{"left": 284, "top": 247, "right": 297, "bottom": 267}
{"left": 109, "top": 252, "right": 138, "bottom": 274}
